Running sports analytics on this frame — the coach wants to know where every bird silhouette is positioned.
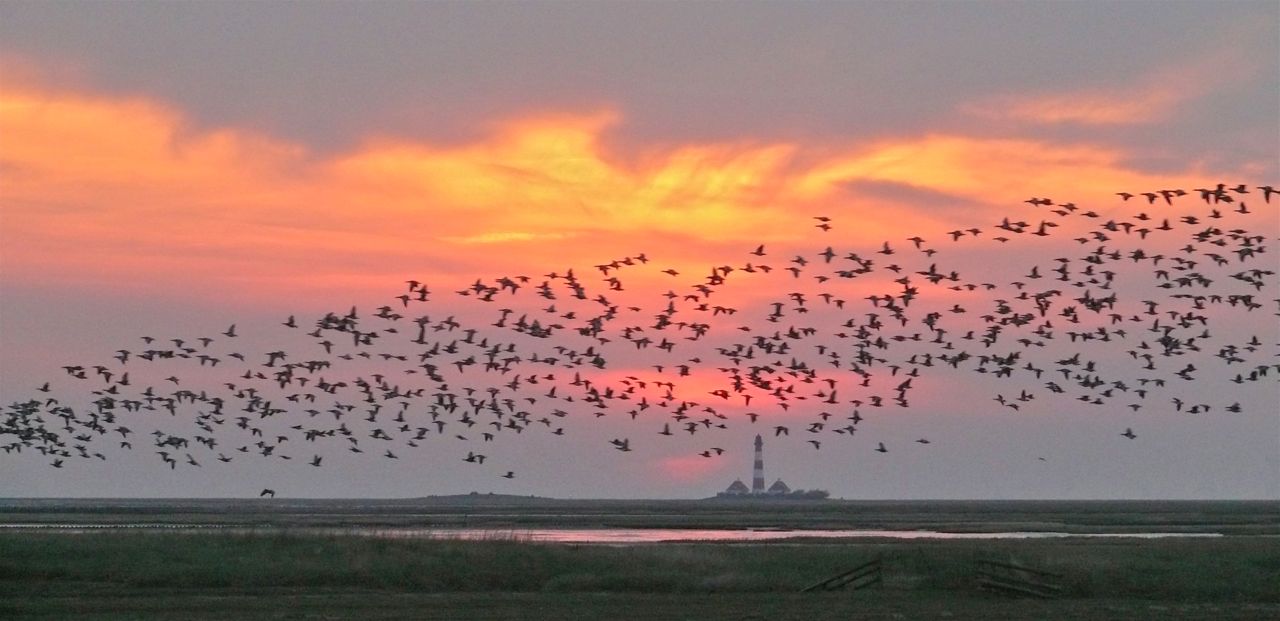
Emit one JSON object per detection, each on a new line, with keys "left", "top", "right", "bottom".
{"left": 2, "top": 182, "right": 1273, "bottom": 497}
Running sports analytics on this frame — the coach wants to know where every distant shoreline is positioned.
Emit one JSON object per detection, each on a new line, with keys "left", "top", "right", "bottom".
{"left": 2, "top": 497, "right": 1276, "bottom": 536}
{"left": 3, "top": 495, "right": 1278, "bottom": 502}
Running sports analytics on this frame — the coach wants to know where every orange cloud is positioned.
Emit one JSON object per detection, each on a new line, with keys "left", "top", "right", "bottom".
{"left": 964, "top": 82, "right": 1187, "bottom": 126}
{"left": 794, "top": 134, "right": 1208, "bottom": 209}
{"left": 960, "top": 44, "right": 1254, "bottom": 126}
{"left": 0, "top": 67, "right": 1250, "bottom": 311}
{"left": 331, "top": 111, "right": 803, "bottom": 244}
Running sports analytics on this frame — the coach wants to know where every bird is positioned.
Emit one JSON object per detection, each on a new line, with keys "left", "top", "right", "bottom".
{"left": 3, "top": 180, "right": 1272, "bottom": 502}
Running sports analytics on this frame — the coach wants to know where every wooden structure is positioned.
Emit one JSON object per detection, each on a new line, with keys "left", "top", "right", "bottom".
{"left": 974, "top": 558, "right": 1064, "bottom": 599}
{"left": 801, "top": 556, "right": 883, "bottom": 593}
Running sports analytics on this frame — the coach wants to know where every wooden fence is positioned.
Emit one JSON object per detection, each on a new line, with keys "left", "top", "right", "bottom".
{"left": 974, "top": 558, "right": 1064, "bottom": 599}
{"left": 801, "top": 556, "right": 883, "bottom": 593}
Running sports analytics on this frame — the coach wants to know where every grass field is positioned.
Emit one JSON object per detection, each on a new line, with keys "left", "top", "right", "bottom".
{"left": 4, "top": 499, "right": 1277, "bottom": 619}
{"left": 8, "top": 591, "right": 1279, "bottom": 621}
{"left": 3, "top": 531, "right": 1279, "bottom": 620}
{"left": 4, "top": 497, "right": 1278, "bottom": 533}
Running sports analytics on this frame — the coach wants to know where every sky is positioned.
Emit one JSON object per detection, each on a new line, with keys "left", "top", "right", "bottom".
{"left": 1, "top": 1, "right": 1277, "bottom": 500}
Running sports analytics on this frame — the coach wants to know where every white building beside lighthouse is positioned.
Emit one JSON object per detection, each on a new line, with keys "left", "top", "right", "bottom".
{"left": 720, "top": 434, "right": 788, "bottom": 496}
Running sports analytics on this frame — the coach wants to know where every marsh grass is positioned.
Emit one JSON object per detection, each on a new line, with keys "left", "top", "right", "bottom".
{"left": 6, "top": 499, "right": 1277, "bottom": 535}
{"left": 2, "top": 532, "right": 1277, "bottom": 602}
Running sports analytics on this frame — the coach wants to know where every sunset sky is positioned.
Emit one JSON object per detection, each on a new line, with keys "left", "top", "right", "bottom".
{"left": 1, "top": 2, "right": 1276, "bottom": 499}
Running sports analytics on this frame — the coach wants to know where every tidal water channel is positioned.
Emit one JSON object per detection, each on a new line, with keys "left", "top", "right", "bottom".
{"left": 1, "top": 523, "right": 1227, "bottom": 542}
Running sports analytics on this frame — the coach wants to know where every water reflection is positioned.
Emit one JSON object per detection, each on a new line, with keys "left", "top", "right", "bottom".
{"left": 0, "top": 524, "right": 1226, "bottom": 541}
{"left": 369, "top": 527, "right": 1224, "bottom": 542}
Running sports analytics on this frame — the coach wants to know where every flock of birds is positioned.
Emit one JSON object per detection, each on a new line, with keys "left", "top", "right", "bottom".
{"left": 2, "top": 183, "right": 1276, "bottom": 494}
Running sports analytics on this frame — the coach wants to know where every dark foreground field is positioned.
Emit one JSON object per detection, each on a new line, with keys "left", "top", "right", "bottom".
{"left": 3, "top": 532, "right": 1279, "bottom": 620}
{"left": 8, "top": 591, "right": 1279, "bottom": 621}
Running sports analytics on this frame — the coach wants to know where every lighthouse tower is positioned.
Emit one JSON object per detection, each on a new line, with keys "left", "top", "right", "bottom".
{"left": 751, "top": 434, "right": 765, "bottom": 494}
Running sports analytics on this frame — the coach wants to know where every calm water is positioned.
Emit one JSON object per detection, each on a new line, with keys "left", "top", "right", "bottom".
{"left": 360, "top": 527, "right": 1227, "bottom": 542}
{"left": 0, "top": 524, "right": 1226, "bottom": 541}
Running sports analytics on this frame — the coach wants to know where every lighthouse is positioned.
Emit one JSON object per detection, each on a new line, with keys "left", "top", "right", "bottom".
{"left": 751, "top": 434, "right": 765, "bottom": 494}
{"left": 718, "top": 435, "right": 802, "bottom": 497}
